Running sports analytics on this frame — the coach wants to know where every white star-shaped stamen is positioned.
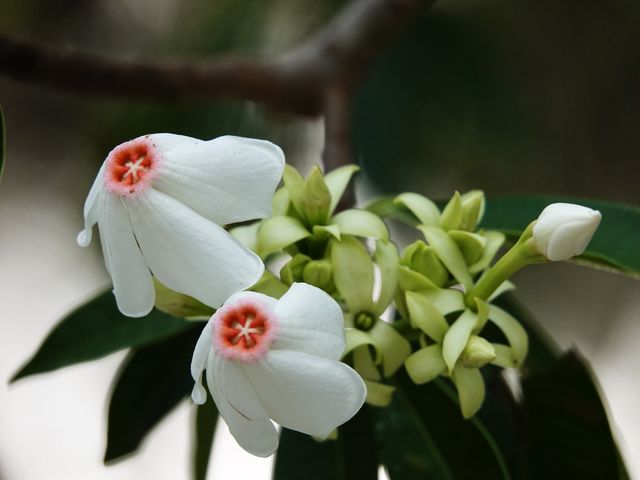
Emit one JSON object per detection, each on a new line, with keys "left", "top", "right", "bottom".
{"left": 123, "top": 157, "right": 148, "bottom": 182}
{"left": 230, "top": 316, "right": 264, "bottom": 346}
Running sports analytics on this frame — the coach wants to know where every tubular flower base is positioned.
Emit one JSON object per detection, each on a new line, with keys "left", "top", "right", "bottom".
{"left": 191, "top": 283, "right": 367, "bottom": 457}
{"left": 77, "top": 134, "right": 285, "bottom": 317}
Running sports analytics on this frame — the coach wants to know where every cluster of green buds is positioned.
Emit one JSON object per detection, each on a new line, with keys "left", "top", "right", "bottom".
{"left": 155, "top": 162, "right": 601, "bottom": 419}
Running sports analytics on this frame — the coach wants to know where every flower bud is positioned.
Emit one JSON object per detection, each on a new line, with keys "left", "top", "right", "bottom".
{"left": 280, "top": 254, "right": 311, "bottom": 285}
{"left": 459, "top": 190, "right": 485, "bottom": 231}
{"left": 302, "top": 259, "right": 335, "bottom": 292}
{"left": 300, "top": 166, "right": 331, "bottom": 226}
{"left": 460, "top": 336, "right": 496, "bottom": 368}
{"left": 532, "top": 203, "right": 601, "bottom": 261}
{"left": 401, "top": 240, "right": 448, "bottom": 286}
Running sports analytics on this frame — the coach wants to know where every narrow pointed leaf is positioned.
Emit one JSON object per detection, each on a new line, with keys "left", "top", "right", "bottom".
{"left": 419, "top": 225, "right": 473, "bottom": 290}
{"left": 442, "top": 309, "right": 478, "bottom": 372}
{"left": 193, "top": 399, "right": 218, "bottom": 480}
{"left": 394, "top": 193, "right": 441, "bottom": 225}
{"left": 405, "top": 344, "right": 446, "bottom": 384}
{"left": 12, "top": 291, "right": 193, "bottom": 382}
{"left": 104, "top": 325, "right": 202, "bottom": 462}
{"left": 406, "top": 291, "right": 449, "bottom": 342}
{"left": 439, "top": 191, "right": 463, "bottom": 231}
{"left": 488, "top": 304, "right": 529, "bottom": 366}
{"left": 373, "top": 239, "right": 399, "bottom": 316}
{"left": 452, "top": 365, "right": 485, "bottom": 419}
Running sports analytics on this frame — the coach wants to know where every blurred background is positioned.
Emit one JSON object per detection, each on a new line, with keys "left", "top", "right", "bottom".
{"left": 1, "top": 0, "right": 639, "bottom": 478}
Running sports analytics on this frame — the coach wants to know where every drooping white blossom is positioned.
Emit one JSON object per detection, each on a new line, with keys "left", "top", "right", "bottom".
{"left": 191, "top": 283, "right": 367, "bottom": 457}
{"left": 533, "top": 202, "right": 601, "bottom": 261}
{"left": 77, "top": 134, "right": 285, "bottom": 317}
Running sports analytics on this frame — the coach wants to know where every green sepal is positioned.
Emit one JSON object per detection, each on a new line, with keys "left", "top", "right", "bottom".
{"left": 153, "top": 279, "right": 215, "bottom": 319}
{"left": 331, "top": 209, "right": 389, "bottom": 240}
{"left": 419, "top": 225, "right": 473, "bottom": 291}
{"left": 282, "top": 164, "right": 306, "bottom": 217}
{"left": 251, "top": 270, "right": 289, "bottom": 298}
{"left": 405, "top": 344, "right": 446, "bottom": 384}
{"left": 369, "top": 320, "right": 412, "bottom": 378}
{"left": 312, "top": 224, "right": 342, "bottom": 240}
{"left": 452, "top": 365, "right": 486, "bottom": 419}
{"left": 439, "top": 191, "right": 463, "bottom": 231}
{"left": 300, "top": 166, "right": 332, "bottom": 226}
{"left": 353, "top": 344, "right": 381, "bottom": 381}
{"left": 460, "top": 190, "right": 486, "bottom": 231}
{"left": 449, "top": 230, "right": 487, "bottom": 265}
{"left": 397, "top": 265, "right": 440, "bottom": 293}
{"left": 394, "top": 192, "right": 440, "bottom": 225}
{"left": 460, "top": 336, "right": 496, "bottom": 368}
{"left": 405, "top": 291, "right": 449, "bottom": 342}
{"left": 490, "top": 343, "right": 518, "bottom": 368}
{"left": 229, "top": 222, "right": 260, "bottom": 252}
{"left": 401, "top": 240, "right": 448, "bottom": 287}
{"left": 331, "top": 236, "right": 375, "bottom": 313}
{"left": 469, "top": 231, "right": 506, "bottom": 274}
{"left": 257, "top": 215, "right": 310, "bottom": 257}
{"left": 363, "top": 380, "right": 395, "bottom": 407}
{"left": 325, "top": 164, "right": 360, "bottom": 214}
{"left": 488, "top": 304, "right": 529, "bottom": 367}
{"left": 373, "top": 239, "right": 399, "bottom": 316}
{"left": 422, "top": 288, "right": 466, "bottom": 316}
{"left": 280, "top": 253, "right": 311, "bottom": 285}
{"left": 442, "top": 309, "right": 479, "bottom": 373}
{"left": 271, "top": 187, "right": 291, "bottom": 216}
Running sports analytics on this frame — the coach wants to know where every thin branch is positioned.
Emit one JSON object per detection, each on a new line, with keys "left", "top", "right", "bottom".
{"left": 0, "top": 0, "right": 431, "bottom": 116}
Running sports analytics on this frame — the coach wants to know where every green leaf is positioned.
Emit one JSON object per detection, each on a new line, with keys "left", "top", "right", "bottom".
{"left": 193, "top": 398, "right": 218, "bottom": 480}
{"left": 482, "top": 196, "right": 640, "bottom": 276}
{"left": 275, "top": 406, "right": 379, "bottom": 480}
{"left": 104, "top": 325, "right": 202, "bottom": 462}
{"left": 376, "top": 372, "right": 511, "bottom": 480}
{"left": 256, "top": 215, "right": 310, "bottom": 257}
{"left": 521, "top": 351, "right": 629, "bottom": 478}
{"left": 325, "top": 164, "right": 360, "bottom": 214}
{"left": 12, "top": 290, "right": 193, "bottom": 381}
{"left": 0, "top": 106, "right": 5, "bottom": 182}
{"left": 419, "top": 225, "right": 473, "bottom": 290}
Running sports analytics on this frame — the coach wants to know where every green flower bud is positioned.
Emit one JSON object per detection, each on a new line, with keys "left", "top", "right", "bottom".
{"left": 302, "top": 259, "right": 335, "bottom": 292}
{"left": 439, "top": 191, "right": 463, "bottom": 231}
{"left": 460, "top": 336, "right": 496, "bottom": 368}
{"left": 300, "top": 166, "right": 331, "bottom": 226}
{"left": 280, "top": 253, "right": 311, "bottom": 285}
{"left": 459, "top": 190, "right": 485, "bottom": 231}
{"left": 448, "top": 230, "right": 487, "bottom": 265}
{"left": 401, "top": 240, "right": 448, "bottom": 286}
{"left": 354, "top": 311, "right": 377, "bottom": 331}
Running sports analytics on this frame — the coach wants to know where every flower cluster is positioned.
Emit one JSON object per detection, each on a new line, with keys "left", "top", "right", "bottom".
{"left": 79, "top": 135, "right": 601, "bottom": 455}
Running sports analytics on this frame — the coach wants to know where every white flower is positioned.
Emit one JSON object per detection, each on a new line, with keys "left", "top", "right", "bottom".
{"left": 533, "top": 202, "right": 601, "bottom": 261}
{"left": 191, "top": 282, "right": 367, "bottom": 457}
{"left": 77, "top": 134, "right": 285, "bottom": 317}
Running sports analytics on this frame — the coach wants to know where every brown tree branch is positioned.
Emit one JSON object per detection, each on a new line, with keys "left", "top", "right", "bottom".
{"left": 0, "top": 0, "right": 431, "bottom": 116}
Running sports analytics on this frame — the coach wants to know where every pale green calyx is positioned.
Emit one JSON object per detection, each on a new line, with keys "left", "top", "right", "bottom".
{"left": 300, "top": 166, "right": 332, "bottom": 226}
{"left": 460, "top": 336, "right": 496, "bottom": 368}
{"left": 400, "top": 240, "right": 448, "bottom": 287}
{"left": 459, "top": 190, "right": 486, "bottom": 231}
{"left": 302, "top": 259, "right": 335, "bottom": 292}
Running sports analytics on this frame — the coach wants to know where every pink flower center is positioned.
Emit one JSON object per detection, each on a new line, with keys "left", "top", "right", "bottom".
{"left": 104, "top": 136, "right": 160, "bottom": 196}
{"left": 214, "top": 301, "right": 277, "bottom": 363}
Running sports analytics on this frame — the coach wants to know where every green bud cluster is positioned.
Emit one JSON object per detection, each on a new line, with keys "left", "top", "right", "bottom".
{"left": 157, "top": 164, "right": 548, "bottom": 418}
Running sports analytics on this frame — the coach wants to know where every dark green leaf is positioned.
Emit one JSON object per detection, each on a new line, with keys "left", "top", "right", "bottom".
{"left": 104, "top": 325, "right": 202, "bottom": 462}
{"left": 521, "top": 351, "right": 629, "bottom": 479}
{"left": 482, "top": 196, "right": 640, "bottom": 276}
{"left": 193, "top": 399, "right": 218, "bottom": 480}
{"left": 0, "top": 105, "right": 5, "bottom": 182}
{"left": 12, "top": 290, "right": 194, "bottom": 381}
{"left": 274, "top": 406, "right": 379, "bottom": 480}
{"left": 377, "top": 372, "right": 510, "bottom": 480}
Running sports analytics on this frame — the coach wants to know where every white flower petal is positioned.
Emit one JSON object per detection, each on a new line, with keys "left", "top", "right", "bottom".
{"left": 191, "top": 322, "right": 213, "bottom": 405}
{"left": 125, "top": 188, "right": 264, "bottom": 308}
{"left": 77, "top": 162, "right": 106, "bottom": 247}
{"left": 273, "top": 283, "right": 345, "bottom": 360}
{"left": 153, "top": 135, "right": 285, "bottom": 225}
{"left": 149, "top": 133, "right": 203, "bottom": 154}
{"left": 207, "top": 353, "right": 279, "bottom": 457}
{"left": 246, "top": 350, "right": 366, "bottom": 439}
{"left": 99, "top": 193, "right": 154, "bottom": 317}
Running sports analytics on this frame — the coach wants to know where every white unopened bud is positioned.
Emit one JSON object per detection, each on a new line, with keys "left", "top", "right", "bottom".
{"left": 533, "top": 203, "right": 601, "bottom": 261}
